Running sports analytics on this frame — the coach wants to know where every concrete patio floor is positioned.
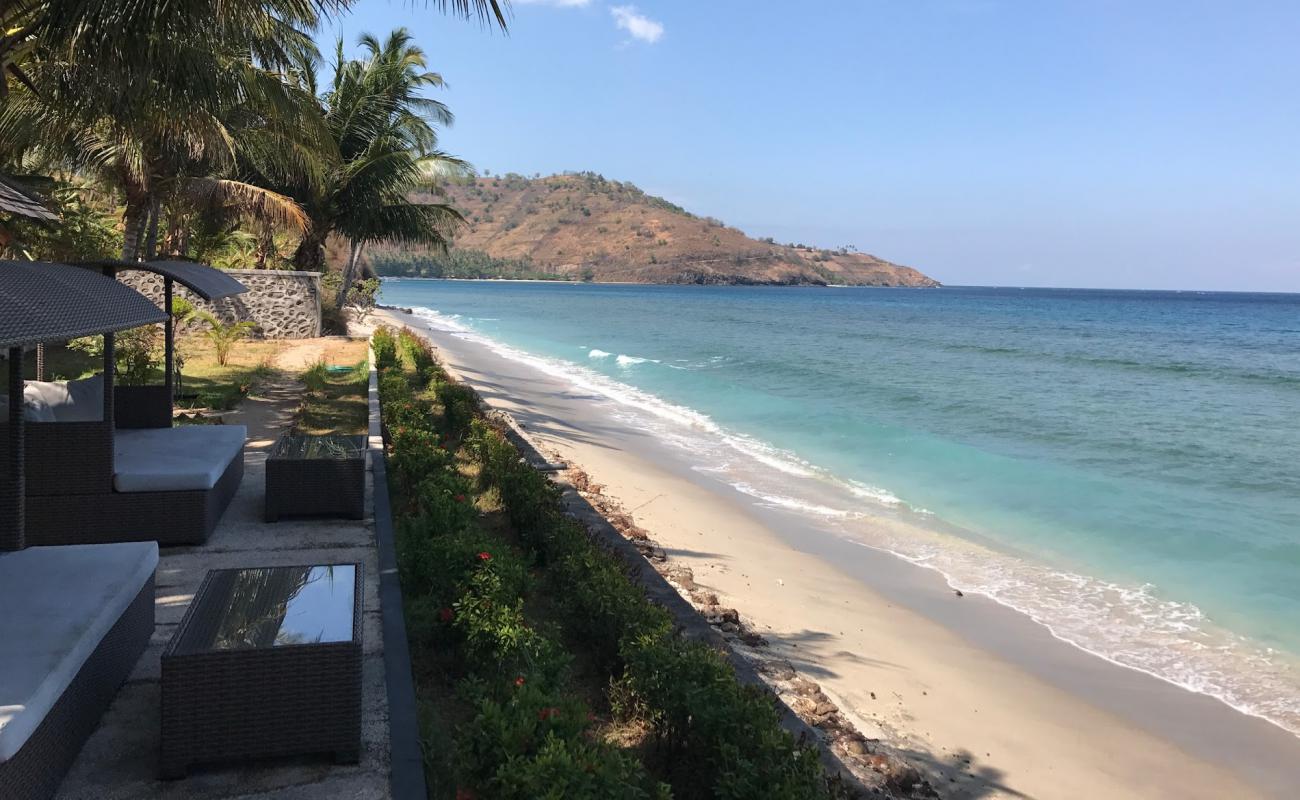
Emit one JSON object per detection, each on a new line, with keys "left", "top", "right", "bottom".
{"left": 55, "top": 347, "right": 392, "bottom": 800}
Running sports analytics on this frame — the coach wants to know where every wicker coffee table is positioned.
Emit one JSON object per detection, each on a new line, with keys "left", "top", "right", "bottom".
{"left": 160, "top": 563, "right": 362, "bottom": 778}
{"left": 265, "top": 432, "right": 366, "bottom": 522}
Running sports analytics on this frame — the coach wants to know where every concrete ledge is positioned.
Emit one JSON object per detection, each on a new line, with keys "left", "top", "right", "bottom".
{"left": 368, "top": 344, "right": 427, "bottom": 800}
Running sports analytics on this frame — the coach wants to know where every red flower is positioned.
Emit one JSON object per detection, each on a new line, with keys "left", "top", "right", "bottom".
{"left": 438, "top": 607, "right": 453, "bottom": 623}
{"left": 537, "top": 707, "right": 560, "bottom": 721}
{"left": 514, "top": 676, "right": 526, "bottom": 687}
{"left": 455, "top": 494, "right": 466, "bottom": 503}
{"left": 477, "top": 551, "right": 491, "bottom": 561}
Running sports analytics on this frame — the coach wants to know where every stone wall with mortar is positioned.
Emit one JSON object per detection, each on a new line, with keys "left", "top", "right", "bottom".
{"left": 122, "top": 269, "right": 321, "bottom": 339}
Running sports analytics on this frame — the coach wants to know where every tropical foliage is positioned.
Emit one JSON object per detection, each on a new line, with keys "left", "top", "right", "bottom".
{"left": 0, "top": 0, "right": 505, "bottom": 309}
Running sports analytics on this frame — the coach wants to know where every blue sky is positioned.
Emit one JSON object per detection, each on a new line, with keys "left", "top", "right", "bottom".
{"left": 321, "top": 1, "right": 1300, "bottom": 291}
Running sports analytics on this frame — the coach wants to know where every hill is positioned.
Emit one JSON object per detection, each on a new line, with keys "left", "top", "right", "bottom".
{"left": 366, "top": 172, "right": 940, "bottom": 287}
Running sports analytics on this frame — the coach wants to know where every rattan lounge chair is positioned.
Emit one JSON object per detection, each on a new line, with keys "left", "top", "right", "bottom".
{"left": 0, "top": 262, "right": 159, "bottom": 800}
{"left": 1, "top": 261, "right": 247, "bottom": 546}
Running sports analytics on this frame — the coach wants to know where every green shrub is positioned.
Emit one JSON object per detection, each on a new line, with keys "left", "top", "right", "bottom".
{"left": 454, "top": 568, "right": 569, "bottom": 689}
{"left": 491, "top": 734, "right": 670, "bottom": 800}
{"left": 302, "top": 359, "right": 329, "bottom": 394}
{"left": 620, "top": 634, "right": 825, "bottom": 799}
{"left": 436, "top": 379, "right": 479, "bottom": 440}
{"left": 397, "top": 327, "right": 438, "bottom": 385}
{"left": 373, "top": 325, "right": 400, "bottom": 371}
{"left": 546, "top": 523, "right": 672, "bottom": 668}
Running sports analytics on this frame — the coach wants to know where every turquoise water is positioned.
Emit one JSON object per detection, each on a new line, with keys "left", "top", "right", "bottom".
{"left": 380, "top": 279, "right": 1300, "bottom": 733}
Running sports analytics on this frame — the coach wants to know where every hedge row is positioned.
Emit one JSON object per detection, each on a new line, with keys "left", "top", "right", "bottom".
{"left": 376, "top": 325, "right": 830, "bottom": 799}
{"left": 379, "top": 326, "right": 666, "bottom": 799}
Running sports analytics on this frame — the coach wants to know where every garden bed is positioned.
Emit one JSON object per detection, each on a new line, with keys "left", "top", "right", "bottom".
{"left": 374, "top": 325, "right": 838, "bottom": 799}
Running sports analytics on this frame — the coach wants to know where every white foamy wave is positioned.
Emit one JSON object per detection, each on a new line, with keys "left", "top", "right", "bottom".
{"left": 732, "top": 482, "right": 858, "bottom": 519}
{"left": 616, "top": 354, "right": 659, "bottom": 366}
{"left": 412, "top": 308, "right": 724, "bottom": 436}
{"left": 846, "top": 480, "right": 904, "bottom": 506}
{"left": 589, "top": 349, "right": 613, "bottom": 359}
{"left": 845, "top": 532, "right": 1300, "bottom": 737}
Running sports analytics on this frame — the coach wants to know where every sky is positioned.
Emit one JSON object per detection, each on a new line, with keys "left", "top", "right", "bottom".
{"left": 319, "top": 1, "right": 1300, "bottom": 292}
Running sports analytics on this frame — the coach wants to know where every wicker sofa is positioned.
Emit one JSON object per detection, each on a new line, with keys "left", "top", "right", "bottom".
{"left": 0, "top": 383, "right": 245, "bottom": 547}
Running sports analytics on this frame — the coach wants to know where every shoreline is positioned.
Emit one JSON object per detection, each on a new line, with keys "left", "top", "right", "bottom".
{"left": 375, "top": 305, "right": 1300, "bottom": 799}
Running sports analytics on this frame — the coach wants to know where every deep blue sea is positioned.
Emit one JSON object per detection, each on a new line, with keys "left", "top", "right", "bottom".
{"left": 379, "top": 279, "right": 1300, "bottom": 734}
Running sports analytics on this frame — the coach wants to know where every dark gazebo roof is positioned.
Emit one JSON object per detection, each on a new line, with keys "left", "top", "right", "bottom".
{"left": 0, "top": 175, "right": 57, "bottom": 221}
{"left": 0, "top": 261, "right": 167, "bottom": 349}
{"left": 80, "top": 259, "right": 248, "bottom": 301}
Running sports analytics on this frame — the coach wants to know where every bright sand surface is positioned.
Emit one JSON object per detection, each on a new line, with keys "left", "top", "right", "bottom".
{"left": 375, "top": 307, "right": 1300, "bottom": 799}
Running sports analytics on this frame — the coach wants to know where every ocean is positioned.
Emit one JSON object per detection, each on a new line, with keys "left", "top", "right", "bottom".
{"left": 378, "top": 279, "right": 1300, "bottom": 736}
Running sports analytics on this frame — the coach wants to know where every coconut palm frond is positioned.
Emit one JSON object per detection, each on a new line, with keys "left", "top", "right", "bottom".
{"left": 185, "top": 178, "right": 309, "bottom": 234}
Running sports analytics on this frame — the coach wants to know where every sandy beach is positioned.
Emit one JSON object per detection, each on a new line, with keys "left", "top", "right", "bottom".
{"left": 373, "top": 306, "right": 1300, "bottom": 799}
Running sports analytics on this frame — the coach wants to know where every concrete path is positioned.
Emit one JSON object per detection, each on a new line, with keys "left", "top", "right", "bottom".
{"left": 56, "top": 339, "right": 391, "bottom": 800}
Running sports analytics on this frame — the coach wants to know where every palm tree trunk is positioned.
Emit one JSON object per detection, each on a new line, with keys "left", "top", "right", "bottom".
{"left": 163, "top": 209, "right": 187, "bottom": 257}
{"left": 334, "top": 239, "right": 365, "bottom": 311}
{"left": 255, "top": 221, "right": 275, "bottom": 269}
{"left": 121, "top": 198, "right": 149, "bottom": 261}
{"left": 143, "top": 194, "right": 162, "bottom": 260}
{"left": 293, "top": 231, "right": 326, "bottom": 271}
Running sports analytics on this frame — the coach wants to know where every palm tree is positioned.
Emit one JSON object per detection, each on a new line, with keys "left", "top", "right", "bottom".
{"left": 3, "top": 1, "right": 505, "bottom": 260}
{"left": 282, "top": 30, "right": 468, "bottom": 308}
{"left": 2, "top": 1, "right": 507, "bottom": 105}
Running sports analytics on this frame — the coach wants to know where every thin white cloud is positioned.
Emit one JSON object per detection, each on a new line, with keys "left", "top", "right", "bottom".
{"left": 611, "top": 5, "right": 664, "bottom": 44}
{"left": 515, "top": 0, "right": 593, "bottom": 7}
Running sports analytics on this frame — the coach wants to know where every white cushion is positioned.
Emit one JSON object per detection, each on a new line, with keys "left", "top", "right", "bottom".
{"left": 21, "top": 383, "right": 60, "bottom": 423}
{"left": 113, "top": 425, "right": 246, "bottom": 492}
{"left": 0, "top": 542, "right": 158, "bottom": 763}
{"left": 57, "top": 375, "right": 104, "bottom": 422}
{"left": 21, "top": 376, "right": 105, "bottom": 423}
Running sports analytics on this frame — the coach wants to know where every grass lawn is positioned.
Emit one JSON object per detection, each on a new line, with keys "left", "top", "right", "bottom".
{"left": 176, "top": 335, "right": 288, "bottom": 411}
{"left": 295, "top": 338, "right": 369, "bottom": 435}
{"left": 20, "top": 332, "right": 369, "bottom": 436}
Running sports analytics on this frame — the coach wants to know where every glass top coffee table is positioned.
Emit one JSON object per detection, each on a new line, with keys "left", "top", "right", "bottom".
{"left": 160, "top": 563, "right": 362, "bottom": 777}
{"left": 265, "top": 432, "right": 367, "bottom": 522}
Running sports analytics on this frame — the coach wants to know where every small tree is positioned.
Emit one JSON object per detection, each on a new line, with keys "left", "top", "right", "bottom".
{"left": 195, "top": 311, "right": 256, "bottom": 366}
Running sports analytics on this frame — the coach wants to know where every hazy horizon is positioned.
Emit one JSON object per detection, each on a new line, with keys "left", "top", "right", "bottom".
{"left": 323, "top": 1, "right": 1300, "bottom": 293}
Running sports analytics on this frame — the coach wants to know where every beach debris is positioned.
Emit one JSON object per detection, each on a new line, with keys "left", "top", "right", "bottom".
{"left": 758, "top": 660, "right": 797, "bottom": 680}
{"left": 691, "top": 590, "right": 719, "bottom": 606}
{"left": 839, "top": 737, "right": 869, "bottom": 757}
{"left": 661, "top": 565, "right": 697, "bottom": 591}
{"left": 954, "top": 589, "right": 964, "bottom": 597}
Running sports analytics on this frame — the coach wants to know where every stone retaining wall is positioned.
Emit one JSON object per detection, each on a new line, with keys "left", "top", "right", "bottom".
{"left": 122, "top": 269, "right": 321, "bottom": 339}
